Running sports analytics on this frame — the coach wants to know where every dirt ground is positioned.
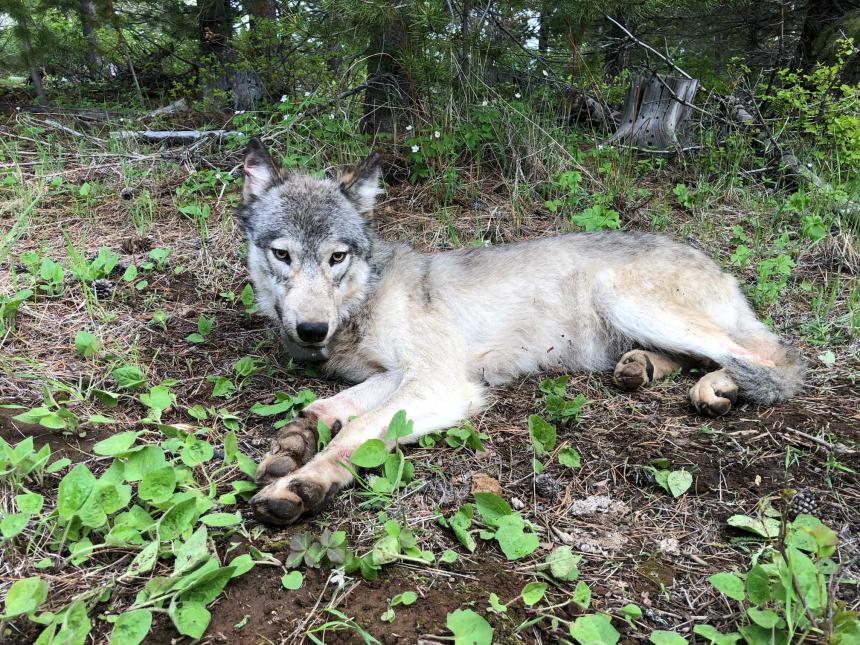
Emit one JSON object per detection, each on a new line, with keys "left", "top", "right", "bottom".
{"left": 1, "top": 134, "right": 859, "bottom": 644}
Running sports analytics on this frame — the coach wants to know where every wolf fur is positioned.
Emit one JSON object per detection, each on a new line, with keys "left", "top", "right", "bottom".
{"left": 236, "top": 139, "right": 805, "bottom": 525}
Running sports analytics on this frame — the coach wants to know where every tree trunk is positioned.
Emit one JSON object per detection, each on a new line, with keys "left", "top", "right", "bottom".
{"left": 794, "top": 0, "right": 852, "bottom": 69}
{"left": 603, "top": 13, "right": 630, "bottom": 77}
{"left": 360, "top": 7, "right": 412, "bottom": 134}
{"left": 246, "top": 0, "right": 276, "bottom": 21}
{"left": 198, "top": 0, "right": 233, "bottom": 92}
{"left": 9, "top": 9, "right": 47, "bottom": 105}
{"left": 538, "top": 3, "right": 550, "bottom": 54}
{"left": 79, "top": 0, "right": 103, "bottom": 79}
{"left": 607, "top": 73, "right": 699, "bottom": 150}
{"left": 459, "top": 0, "right": 470, "bottom": 81}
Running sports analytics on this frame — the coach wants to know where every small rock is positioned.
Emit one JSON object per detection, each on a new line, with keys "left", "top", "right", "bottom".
{"left": 534, "top": 473, "right": 561, "bottom": 499}
{"left": 657, "top": 537, "right": 680, "bottom": 555}
{"left": 471, "top": 472, "right": 502, "bottom": 497}
{"left": 511, "top": 497, "right": 525, "bottom": 510}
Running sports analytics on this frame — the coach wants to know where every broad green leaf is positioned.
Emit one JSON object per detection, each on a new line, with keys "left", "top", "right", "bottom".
{"left": 126, "top": 540, "right": 159, "bottom": 577}
{"left": 521, "top": 582, "right": 547, "bottom": 606}
{"left": 139, "top": 466, "right": 176, "bottom": 504}
{"left": 16, "top": 492, "right": 43, "bottom": 514}
{"left": 158, "top": 498, "right": 198, "bottom": 541}
{"left": 546, "top": 545, "right": 581, "bottom": 581}
{"left": 473, "top": 492, "right": 512, "bottom": 527}
{"left": 169, "top": 601, "right": 210, "bottom": 640}
{"left": 93, "top": 431, "right": 140, "bottom": 456}
{"left": 747, "top": 607, "right": 781, "bottom": 629}
{"left": 383, "top": 410, "right": 414, "bottom": 441}
{"left": 727, "top": 514, "right": 780, "bottom": 538}
{"left": 113, "top": 365, "right": 146, "bottom": 389}
{"left": 787, "top": 545, "right": 823, "bottom": 610}
{"left": 446, "top": 609, "right": 493, "bottom": 645}
{"left": 708, "top": 572, "right": 745, "bottom": 602}
{"left": 650, "top": 631, "right": 688, "bottom": 645}
{"left": 109, "top": 610, "right": 152, "bottom": 645}
{"left": 281, "top": 570, "right": 304, "bottom": 590}
{"left": 667, "top": 470, "right": 693, "bottom": 497}
{"left": 1, "top": 513, "right": 29, "bottom": 539}
{"left": 55, "top": 600, "right": 90, "bottom": 645}
{"left": 57, "top": 464, "right": 96, "bottom": 520}
{"left": 573, "top": 581, "right": 591, "bottom": 609}
{"left": 228, "top": 554, "right": 254, "bottom": 578}
{"left": 495, "top": 516, "right": 538, "bottom": 560}
{"left": 350, "top": 439, "right": 388, "bottom": 468}
{"left": 122, "top": 445, "right": 166, "bottom": 482}
{"left": 179, "top": 566, "right": 236, "bottom": 604}
{"left": 488, "top": 593, "right": 507, "bottom": 613}
{"left": 692, "top": 624, "right": 742, "bottom": 645}
{"left": 74, "top": 331, "right": 100, "bottom": 357}
{"left": 181, "top": 439, "right": 214, "bottom": 467}
{"left": 174, "top": 526, "right": 210, "bottom": 576}
{"left": 569, "top": 613, "right": 619, "bottom": 645}
{"left": 78, "top": 480, "right": 132, "bottom": 528}
{"left": 3, "top": 576, "right": 48, "bottom": 617}
{"left": 622, "top": 604, "right": 642, "bottom": 619}
{"left": 200, "top": 512, "right": 242, "bottom": 527}
{"left": 745, "top": 565, "right": 771, "bottom": 605}
{"left": 527, "top": 415, "right": 556, "bottom": 454}
{"left": 558, "top": 446, "right": 581, "bottom": 469}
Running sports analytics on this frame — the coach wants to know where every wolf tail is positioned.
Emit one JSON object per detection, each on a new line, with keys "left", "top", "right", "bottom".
{"left": 722, "top": 342, "right": 806, "bottom": 404}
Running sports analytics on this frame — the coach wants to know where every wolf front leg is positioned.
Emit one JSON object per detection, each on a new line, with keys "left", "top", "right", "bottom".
{"left": 250, "top": 375, "right": 486, "bottom": 525}
{"left": 255, "top": 372, "right": 402, "bottom": 485}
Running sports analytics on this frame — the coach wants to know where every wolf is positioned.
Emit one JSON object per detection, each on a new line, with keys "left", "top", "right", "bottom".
{"left": 236, "top": 138, "right": 805, "bottom": 525}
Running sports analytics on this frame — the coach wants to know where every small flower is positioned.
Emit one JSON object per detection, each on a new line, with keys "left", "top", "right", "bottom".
{"left": 282, "top": 115, "right": 290, "bottom": 120}
{"left": 15, "top": 106, "right": 21, "bottom": 111}
{"left": 329, "top": 112, "right": 335, "bottom": 119}
{"left": 434, "top": 130, "right": 441, "bottom": 138}
{"left": 411, "top": 144, "right": 420, "bottom": 153}
{"left": 542, "top": 69, "right": 548, "bottom": 76}
{"left": 481, "top": 100, "right": 488, "bottom": 107}
{"left": 514, "top": 92, "right": 521, "bottom": 99}
{"left": 234, "top": 110, "right": 245, "bottom": 115}
{"left": 304, "top": 91, "right": 311, "bottom": 97}
{"left": 405, "top": 125, "right": 413, "bottom": 131}
{"left": 280, "top": 95, "right": 288, "bottom": 102}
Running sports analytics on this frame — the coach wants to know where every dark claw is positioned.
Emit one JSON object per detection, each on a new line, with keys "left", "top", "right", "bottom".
{"left": 250, "top": 491, "right": 303, "bottom": 525}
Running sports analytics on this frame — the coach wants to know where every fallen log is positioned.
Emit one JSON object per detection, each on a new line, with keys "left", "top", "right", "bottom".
{"left": 109, "top": 130, "right": 241, "bottom": 143}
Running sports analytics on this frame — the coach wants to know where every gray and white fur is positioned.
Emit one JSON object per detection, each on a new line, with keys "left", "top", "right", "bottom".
{"left": 236, "top": 138, "right": 804, "bottom": 525}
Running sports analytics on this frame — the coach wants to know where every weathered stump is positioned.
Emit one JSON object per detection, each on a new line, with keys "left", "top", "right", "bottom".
{"left": 607, "top": 72, "right": 699, "bottom": 149}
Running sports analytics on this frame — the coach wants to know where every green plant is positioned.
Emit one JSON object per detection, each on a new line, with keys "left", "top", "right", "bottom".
{"left": 571, "top": 195, "right": 621, "bottom": 232}
{"left": 645, "top": 459, "right": 693, "bottom": 497}
{"left": 0, "top": 288, "right": 32, "bottom": 334}
{"left": 380, "top": 590, "right": 417, "bottom": 622}
{"left": 539, "top": 375, "right": 586, "bottom": 423}
{"left": 186, "top": 315, "right": 214, "bottom": 344}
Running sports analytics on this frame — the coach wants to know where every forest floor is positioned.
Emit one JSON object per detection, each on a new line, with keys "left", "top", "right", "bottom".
{"left": 0, "top": 113, "right": 858, "bottom": 644}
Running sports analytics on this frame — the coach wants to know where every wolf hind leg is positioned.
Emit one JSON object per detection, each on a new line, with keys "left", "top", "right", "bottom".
{"left": 613, "top": 349, "right": 684, "bottom": 391}
{"left": 255, "top": 372, "right": 401, "bottom": 485}
{"left": 689, "top": 369, "right": 738, "bottom": 416}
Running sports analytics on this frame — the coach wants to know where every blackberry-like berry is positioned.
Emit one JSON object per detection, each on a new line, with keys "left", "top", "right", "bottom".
{"left": 535, "top": 473, "right": 561, "bottom": 499}
{"left": 92, "top": 279, "right": 113, "bottom": 299}
{"left": 790, "top": 490, "right": 818, "bottom": 517}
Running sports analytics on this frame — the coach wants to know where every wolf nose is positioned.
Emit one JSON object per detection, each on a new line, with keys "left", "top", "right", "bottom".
{"left": 296, "top": 322, "right": 329, "bottom": 344}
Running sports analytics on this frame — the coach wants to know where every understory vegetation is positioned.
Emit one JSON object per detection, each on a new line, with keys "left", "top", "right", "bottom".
{"left": 1, "top": 1, "right": 859, "bottom": 644}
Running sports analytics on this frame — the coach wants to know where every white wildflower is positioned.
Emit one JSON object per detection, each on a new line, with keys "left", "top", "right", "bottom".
{"left": 234, "top": 110, "right": 245, "bottom": 115}
{"left": 514, "top": 92, "right": 521, "bottom": 99}
{"left": 280, "top": 95, "right": 288, "bottom": 102}
{"left": 434, "top": 130, "right": 441, "bottom": 138}
{"left": 481, "top": 100, "right": 488, "bottom": 107}
{"left": 542, "top": 69, "right": 548, "bottom": 76}
{"left": 411, "top": 144, "right": 420, "bottom": 153}
{"left": 405, "top": 125, "right": 413, "bottom": 131}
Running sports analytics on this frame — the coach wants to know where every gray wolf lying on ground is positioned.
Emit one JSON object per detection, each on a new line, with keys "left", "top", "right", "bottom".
{"left": 236, "top": 139, "right": 804, "bottom": 525}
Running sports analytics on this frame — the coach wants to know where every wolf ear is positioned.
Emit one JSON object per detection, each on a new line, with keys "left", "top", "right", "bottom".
{"left": 242, "top": 137, "right": 279, "bottom": 203}
{"left": 339, "top": 153, "right": 382, "bottom": 216}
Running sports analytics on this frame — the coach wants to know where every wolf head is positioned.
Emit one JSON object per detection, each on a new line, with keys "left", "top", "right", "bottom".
{"left": 236, "top": 138, "right": 382, "bottom": 354}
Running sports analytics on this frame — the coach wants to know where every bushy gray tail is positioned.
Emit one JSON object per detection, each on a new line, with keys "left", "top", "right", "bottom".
{"left": 723, "top": 344, "right": 806, "bottom": 404}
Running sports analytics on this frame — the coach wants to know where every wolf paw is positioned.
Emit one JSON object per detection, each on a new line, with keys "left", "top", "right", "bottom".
{"left": 250, "top": 470, "right": 341, "bottom": 525}
{"left": 255, "top": 413, "right": 341, "bottom": 485}
{"left": 690, "top": 370, "right": 738, "bottom": 417}
{"left": 613, "top": 350, "right": 656, "bottom": 391}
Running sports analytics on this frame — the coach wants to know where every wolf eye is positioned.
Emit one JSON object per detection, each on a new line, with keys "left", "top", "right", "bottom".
{"left": 272, "top": 248, "right": 291, "bottom": 263}
{"left": 330, "top": 251, "right": 348, "bottom": 265}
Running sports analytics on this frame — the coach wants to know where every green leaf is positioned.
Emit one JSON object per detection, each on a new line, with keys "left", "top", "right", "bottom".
{"left": 546, "top": 546, "right": 581, "bottom": 581}
{"left": 558, "top": 446, "right": 581, "bottom": 469}
{"left": 228, "top": 554, "right": 255, "bottom": 578}
{"left": 139, "top": 466, "right": 176, "bottom": 504}
{"left": 521, "top": 582, "right": 547, "bottom": 606}
{"left": 3, "top": 576, "right": 49, "bottom": 617}
{"left": 527, "top": 415, "right": 556, "bottom": 454}
{"left": 495, "top": 516, "right": 539, "bottom": 560}
{"left": 692, "top": 624, "right": 742, "bottom": 645}
{"left": 727, "top": 514, "right": 780, "bottom": 538}
{"left": 179, "top": 566, "right": 236, "bottom": 604}
{"left": 1, "top": 513, "right": 29, "bottom": 539}
{"left": 93, "top": 431, "right": 140, "bottom": 456}
{"left": 74, "top": 331, "right": 100, "bottom": 358}
{"left": 126, "top": 540, "right": 159, "bottom": 577}
{"left": 57, "top": 464, "right": 96, "bottom": 520}
{"left": 622, "top": 604, "right": 642, "bottom": 620}
{"left": 169, "top": 601, "right": 211, "bottom": 640}
{"left": 473, "top": 492, "right": 512, "bottom": 527}
{"left": 446, "top": 609, "right": 493, "bottom": 645}
{"left": 200, "top": 512, "right": 242, "bottom": 527}
{"left": 174, "top": 526, "right": 210, "bottom": 576}
{"left": 55, "top": 600, "right": 91, "bottom": 645}
{"left": 488, "top": 593, "right": 507, "bottom": 613}
{"left": 393, "top": 591, "right": 417, "bottom": 606}
{"left": 16, "top": 492, "right": 44, "bottom": 514}
{"left": 109, "top": 610, "right": 152, "bottom": 645}
{"left": 572, "top": 581, "right": 591, "bottom": 609}
{"left": 667, "top": 470, "right": 693, "bottom": 497}
{"left": 113, "top": 365, "right": 146, "bottom": 389}
{"left": 745, "top": 565, "right": 771, "bottom": 606}
{"left": 650, "top": 631, "right": 688, "bottom": 645}
{"left": 181, "top": 439, "right": 214, "bottom": 467}
{"left": 158, "top": 498, "right": 198, "bottom": 541}
{"left": 350, "top": 439, "right": 388, "bottom": 468}
{"left": 122, "top": 445, "right": 166, "bottom": 482}
{"left": 383, "top": 410, "right": 414, "bottom": 441}
{"left": 281, "top": 570, "right": 304, "bottom": 590}
{"left": 708, "top": 572, "right": 745, "bottom": 602}
{"left": 569, "top": 613, "right": 619, "bottom": 645}
{"left": 747, "top": 607, "right": 781, "bottom": 629}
